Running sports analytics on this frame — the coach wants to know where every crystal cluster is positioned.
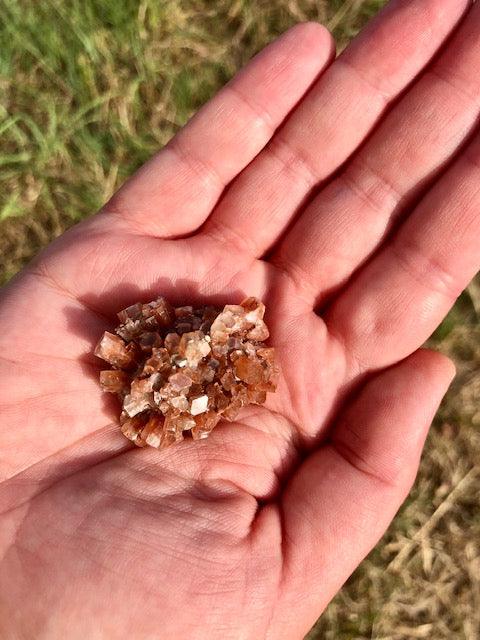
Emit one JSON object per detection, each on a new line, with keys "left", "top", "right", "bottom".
{"left": 94, "top": 297, "right": 277, "bottom": 448}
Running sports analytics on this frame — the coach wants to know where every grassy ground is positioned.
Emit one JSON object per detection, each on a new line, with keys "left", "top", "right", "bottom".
{"left": 0, "top": 1, "right": 479, "bottom": 638}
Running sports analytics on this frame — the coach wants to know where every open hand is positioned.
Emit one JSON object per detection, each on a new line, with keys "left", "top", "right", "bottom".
{"left": 1, "top": 0, "right": 479, "bottom": 638}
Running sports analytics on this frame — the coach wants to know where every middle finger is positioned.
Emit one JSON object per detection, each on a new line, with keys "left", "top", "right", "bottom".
{"left": 199, "top": 0, "right": 468, "bottom": 258}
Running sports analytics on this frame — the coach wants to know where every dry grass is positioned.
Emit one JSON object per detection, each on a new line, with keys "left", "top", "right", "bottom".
{"left": 0, "top": 1, "right": 478, "bottom": 638}
{"left": 308, "top": 297, "right": 480, "bottom": 639}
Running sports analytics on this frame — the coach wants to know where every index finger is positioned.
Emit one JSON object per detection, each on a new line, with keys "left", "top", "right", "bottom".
{"left": 103, "top": 23, "right": 334, "bottom": 238}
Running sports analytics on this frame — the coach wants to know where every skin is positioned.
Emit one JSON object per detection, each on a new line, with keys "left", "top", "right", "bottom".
{"left": 1, "top": 0, "right": 480, "bottom": 637}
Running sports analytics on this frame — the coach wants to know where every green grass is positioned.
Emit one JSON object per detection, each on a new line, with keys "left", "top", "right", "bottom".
{"left": 0, "top": 0, "right": 383, "bottom": 282}
{"left": 1, "top": 1, "right": 479, "bottom": 638}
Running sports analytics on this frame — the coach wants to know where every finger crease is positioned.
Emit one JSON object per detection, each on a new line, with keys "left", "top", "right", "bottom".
{"left": 328, "top": 439, "right": 399, "bottom": 489}
{"left": 267, "top": 133, "right": 319, "bottom": 191}
{"left": 335, "top": 58, "right": 391, "bottom": 106}
{"left": 270, "top": 256, "right": 318, "bottom": 307}
{"left": 391, "top": 240, "right": 461, "bottom": 301}
{"left": 226, "top": 82, "right": 276, "bottom": 138}
{"left": 204, "top": 218, "right": 260, "bottom": 257}
{"left": 29, "top": 266, "right": 112, "bottom": 325}
{"left": 324, "top": 321, "right": 368, "bottom": 379}
{"left": 340, "top": 160, "right": 403, "bottom": 216}
{"left": 169, "top": 138, "right": 226, "bottom": 193}
{"left": 428, "top": 67, "right": 480, "bottom": 111}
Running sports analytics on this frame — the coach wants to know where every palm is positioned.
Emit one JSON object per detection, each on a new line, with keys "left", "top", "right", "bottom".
{"left": 0, "top": 228, "right": 335, "bottom": 639}
{"left": 2, "top": 2, "right": 480, "bottom": 638}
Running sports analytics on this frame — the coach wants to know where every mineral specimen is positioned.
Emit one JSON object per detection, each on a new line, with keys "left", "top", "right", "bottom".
{"left": 94, "top": 296, "right": 277, "bottom": 448}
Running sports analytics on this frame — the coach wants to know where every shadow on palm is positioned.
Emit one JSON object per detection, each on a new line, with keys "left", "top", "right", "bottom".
{"left": 24, "top": 211, "right": 336, "bottom": 443}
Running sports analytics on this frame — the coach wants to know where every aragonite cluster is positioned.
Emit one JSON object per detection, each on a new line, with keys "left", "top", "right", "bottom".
{"left": 94, "top": 296, "right": 277, "bottom": 448}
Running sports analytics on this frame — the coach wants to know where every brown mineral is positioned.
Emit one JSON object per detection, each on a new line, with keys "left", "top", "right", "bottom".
{"left": 233, "top": 355, "right": 264, "bottom": 384}
{"left": 99, "top": 370, "right": 129, "bottom": 394}
{"left": 94, "top": 332, "right": 135, "bottom": 369}
{"left": 94, "top": 296, "right": 277, "bottom": 449}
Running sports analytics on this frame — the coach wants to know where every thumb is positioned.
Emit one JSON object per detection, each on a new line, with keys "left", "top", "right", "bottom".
{"left": 270, "top": 349, "right": 455, "bottom": 639}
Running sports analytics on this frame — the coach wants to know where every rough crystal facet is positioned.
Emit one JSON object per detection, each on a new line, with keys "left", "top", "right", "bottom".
{"left": 99, "top": 370, "right": 129, "bottom": 394}
{"left": 94, "top": 296, "right": 277, "bottom": 448}
{"left": 94, "top": 332, "right": 135, "bottom": 368}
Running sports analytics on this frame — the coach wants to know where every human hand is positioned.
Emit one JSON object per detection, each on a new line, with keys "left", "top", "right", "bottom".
{"left": 1, "top": 0, "right": 479, "bottom": 637}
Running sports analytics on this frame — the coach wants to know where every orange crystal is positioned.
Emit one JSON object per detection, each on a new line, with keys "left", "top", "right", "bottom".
{"left": 94, "top": 296, "right": 277, "bottom": 448}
